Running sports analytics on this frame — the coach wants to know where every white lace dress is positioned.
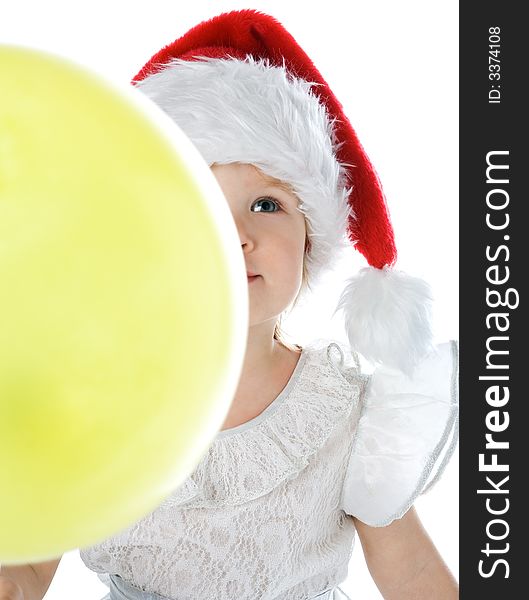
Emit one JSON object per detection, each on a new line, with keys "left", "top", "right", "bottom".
{"left": 79, "top": 339, "right": 458, "bottom": 600}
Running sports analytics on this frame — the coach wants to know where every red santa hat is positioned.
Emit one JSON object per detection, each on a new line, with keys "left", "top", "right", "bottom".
{"left": 132, "top": 9, "right": 434, "bottom": 373}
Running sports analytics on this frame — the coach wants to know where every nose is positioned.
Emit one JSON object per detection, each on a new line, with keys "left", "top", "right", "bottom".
{"left": 232, "top": 213, "right": 255, "bottom": 252}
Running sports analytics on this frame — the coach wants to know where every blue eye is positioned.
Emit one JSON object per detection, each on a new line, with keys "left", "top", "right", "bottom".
{"left": 251, "top": 197, "right": 282, "bottom": 213}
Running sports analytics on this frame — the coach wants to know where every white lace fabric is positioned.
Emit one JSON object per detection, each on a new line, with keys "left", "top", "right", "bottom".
{"left": 79, "top": 339, "right": 458, "bottom": 600}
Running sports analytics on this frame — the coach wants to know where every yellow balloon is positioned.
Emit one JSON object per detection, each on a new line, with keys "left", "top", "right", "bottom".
{"left": 0, "top": 46, "right": 248, "bottom": 564}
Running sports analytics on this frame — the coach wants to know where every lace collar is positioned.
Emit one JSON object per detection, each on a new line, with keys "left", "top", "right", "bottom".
{"left": 214, "top": 344, "right": 309, "bottom": 439}
{"left": 158, "top": 341, "right": 362, "bottom": 509}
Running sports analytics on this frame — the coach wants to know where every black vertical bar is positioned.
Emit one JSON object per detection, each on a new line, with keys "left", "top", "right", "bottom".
{"left": 460, "top": 2, "right": 525, "bottom": 597}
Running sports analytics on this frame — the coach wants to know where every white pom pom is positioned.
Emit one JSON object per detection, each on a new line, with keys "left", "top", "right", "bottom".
{"left": 333, "top": 266, "right": 434, "bottom": 375}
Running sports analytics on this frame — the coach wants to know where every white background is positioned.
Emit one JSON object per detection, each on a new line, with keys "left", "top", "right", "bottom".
{"left": 1, "top": 1, "right": 458, "bottom": 598}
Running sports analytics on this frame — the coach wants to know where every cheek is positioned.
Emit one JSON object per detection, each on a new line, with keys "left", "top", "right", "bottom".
{"left": 275, "top": 229, "right": 306, "bottom": 278}
{"left": 275, "top": 220, "right": 303, "bottom": 246}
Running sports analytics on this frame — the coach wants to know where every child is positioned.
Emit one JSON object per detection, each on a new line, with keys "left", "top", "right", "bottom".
{"left": 77, "top": 10, "right": 459, "bottom": 600}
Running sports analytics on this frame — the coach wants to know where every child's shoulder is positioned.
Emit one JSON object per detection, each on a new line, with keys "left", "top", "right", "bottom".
{"left": 302, "top": 337, "right": 371, "bottom": 392}
{"left": 303, "top": 337, "right": 458, "bottom": 401}
{"left": 304, "top": 337, "right": 371, "bottom": 372}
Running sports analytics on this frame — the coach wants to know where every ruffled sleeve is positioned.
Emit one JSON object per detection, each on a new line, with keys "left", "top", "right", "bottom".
{"left": 340, "top": 341, "right": 458, "bottom": 527}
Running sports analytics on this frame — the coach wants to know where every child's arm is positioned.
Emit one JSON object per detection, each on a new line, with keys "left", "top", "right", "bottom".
{"left": 0, "top": 558, "right": 61, "bottom": 600}
{"left": 353, "top": 507, "right": 458, "bottom": 600}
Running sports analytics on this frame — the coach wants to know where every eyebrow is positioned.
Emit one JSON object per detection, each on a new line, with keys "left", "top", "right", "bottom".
{"left": 242, "top": 163, "right": 293, "bottom": 192}
{"left": 258, "top": 173, "right": 300, "bottom": 204}
{"left": 261, "top": 176, "right": 294, "bottom": 193}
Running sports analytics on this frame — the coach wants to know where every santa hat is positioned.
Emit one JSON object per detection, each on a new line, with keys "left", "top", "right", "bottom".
{"left": 132, "top": 9, "right": 434, "bottom": 373}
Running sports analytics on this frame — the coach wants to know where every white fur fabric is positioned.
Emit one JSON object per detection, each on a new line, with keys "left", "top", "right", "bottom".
{"left": 134, "top": 56, "right": 352, "bottom": 287}
{"left": 334, "top": 267, "right": 434, "bottom": 374}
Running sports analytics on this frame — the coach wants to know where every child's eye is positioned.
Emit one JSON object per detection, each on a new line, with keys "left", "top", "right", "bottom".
{"left": 251, "top": 197, "right": 282, "bottom": 213}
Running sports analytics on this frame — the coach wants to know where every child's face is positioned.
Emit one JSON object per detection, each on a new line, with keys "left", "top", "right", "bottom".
{"left": 211, "top": 163, "right": 306, "bottom": 329}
